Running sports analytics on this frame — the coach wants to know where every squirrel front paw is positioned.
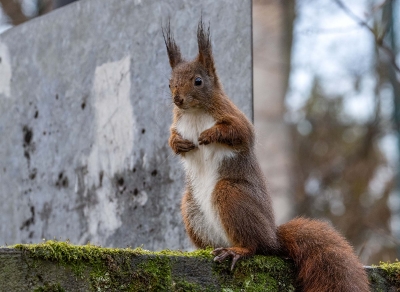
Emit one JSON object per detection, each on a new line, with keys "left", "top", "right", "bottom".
{"left": 198, "top": 128, "right": 217, "bottom": 145}
{"left": 170, "top": 136, "right": 197, "bottom": 154}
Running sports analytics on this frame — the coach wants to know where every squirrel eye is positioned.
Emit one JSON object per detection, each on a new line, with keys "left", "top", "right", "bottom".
{"left": 169, "top": 84, "right": 171, "bottom": 89}
{"left": 194, "top": 77, "right": 202, "bottom": 86}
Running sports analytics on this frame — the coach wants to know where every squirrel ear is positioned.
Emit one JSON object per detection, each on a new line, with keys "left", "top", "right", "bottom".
{"left": 162, "top": 21, "right": 183, "bottom": 69}
{"left": 197, "top": 20, "right": 217, "bottom": 78}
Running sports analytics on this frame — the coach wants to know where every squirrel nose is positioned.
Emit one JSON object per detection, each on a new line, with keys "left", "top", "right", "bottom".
{"left": 173, "top": 95, "right": 183, "bottom": 106}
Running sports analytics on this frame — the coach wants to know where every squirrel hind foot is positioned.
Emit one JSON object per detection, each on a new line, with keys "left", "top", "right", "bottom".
{"left": 212, "top": 247, "right": 254, "bottom": 271}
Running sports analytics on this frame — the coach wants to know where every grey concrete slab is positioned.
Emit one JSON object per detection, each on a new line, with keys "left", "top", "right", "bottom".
{"left": 0, "top": 0, "right": 252, "bottom": 249}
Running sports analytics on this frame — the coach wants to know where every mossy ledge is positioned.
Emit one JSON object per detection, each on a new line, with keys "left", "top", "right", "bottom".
{"left": 2, "top": 240, "right": 296, "bottom": 291}
{"left": 0, "top": 240, "right": 396, "bottom": 291}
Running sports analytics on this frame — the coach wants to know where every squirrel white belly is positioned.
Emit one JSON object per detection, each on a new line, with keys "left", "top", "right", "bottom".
{"left": 163, "top": 20, "right": 370, "bottom": 292}
{"left": 176, "top": 111, "right": 234, "bottom": 247}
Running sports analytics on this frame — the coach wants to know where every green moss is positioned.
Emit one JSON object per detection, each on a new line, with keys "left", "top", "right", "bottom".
{"left": 15, "top": 241, "right": 150, "bottom": 291}
{"left": 378, "top": 260, "right": 400, "bottom": 288}
{"left": 172, "top": 278, "right": 205, "bottom": 291}
{"left": 13, "top": 241, "right": 295, "bottom": 291}
{"left": 129, "top": 256, "right": 172, "bottom": 291}
{"left": 33, "top": 283, "right": 65, "bottom": 292}
{"left": 216, "top": 255, "right": 296, "bottom": 292}
{"left": 13, "top": 241, "right": 214, "bottom": 291}
{"left": 152, "top": 247, "right": 214, "bottom": 260}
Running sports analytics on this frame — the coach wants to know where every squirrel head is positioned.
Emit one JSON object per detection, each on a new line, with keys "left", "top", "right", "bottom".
{"left": 163, "top": 20, "right": 221, "bottom": 111}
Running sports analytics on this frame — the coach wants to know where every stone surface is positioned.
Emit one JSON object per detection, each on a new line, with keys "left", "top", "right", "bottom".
{"left": 366, "top": 266, "right": 399, "bottom": 292}
{"left": 0, "top": 0, "right": 252, "bottom": 249}
{"left": 0, "top": 242, "right": 297, "bottom": 291}
{"left": 0, "top": 243, "right": 398, "bottom": 291}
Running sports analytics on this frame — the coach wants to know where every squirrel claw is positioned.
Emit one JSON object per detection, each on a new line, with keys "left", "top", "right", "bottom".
{"left": 212, "top": 248, "right": 243, "bottom": 271}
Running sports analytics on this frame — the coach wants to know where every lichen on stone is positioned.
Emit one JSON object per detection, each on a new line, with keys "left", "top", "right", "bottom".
{"left": 215, "top": 254, "right": 296, "bottom": 292}
{"left": 12, "top": 240, "right": 296, "bottom": 291}
{"left": 33, "top": 283, "right": 66, "bottom": 292}
{"left": 377, "top": 260, "right": 400, "bottom": 288}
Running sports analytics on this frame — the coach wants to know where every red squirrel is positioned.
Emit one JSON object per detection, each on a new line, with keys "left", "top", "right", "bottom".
{"left": 163, "top": 21, "right": 370, "bottom": 292}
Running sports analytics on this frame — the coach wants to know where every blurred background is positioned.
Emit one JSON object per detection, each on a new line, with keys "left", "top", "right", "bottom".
{"left": 0, "top": 0, "right": 399, "bottom": 265}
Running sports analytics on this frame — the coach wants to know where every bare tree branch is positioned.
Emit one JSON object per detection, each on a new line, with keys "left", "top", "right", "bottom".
{"left": 333, "top": 0, "right": 400, "bottom": 74}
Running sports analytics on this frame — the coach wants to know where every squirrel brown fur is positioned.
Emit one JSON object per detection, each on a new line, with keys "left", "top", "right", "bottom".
{"left": 163, "top": 20, "right": 369, "bottom": 292}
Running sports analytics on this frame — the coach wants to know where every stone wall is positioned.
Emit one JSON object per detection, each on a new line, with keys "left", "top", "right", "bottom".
{"left": 0, "top": 0, "right": 252, "bottom": 249}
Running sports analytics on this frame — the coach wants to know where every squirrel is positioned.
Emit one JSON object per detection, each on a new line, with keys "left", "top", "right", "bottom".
{"left": 162, "top": 20, "right": 370, "bottom": 292}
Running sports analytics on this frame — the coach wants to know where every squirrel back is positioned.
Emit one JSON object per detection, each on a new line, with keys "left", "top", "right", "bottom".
{"left": 163, "top": 20, "right": 369, "bottom": 292}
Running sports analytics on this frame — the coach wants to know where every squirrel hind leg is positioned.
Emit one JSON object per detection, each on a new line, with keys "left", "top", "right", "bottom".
{"left": 181, "top": 190, "right": 211, "bottom": 249}
{"left": 212, "top": 247, "right": 255, "bottom": 270}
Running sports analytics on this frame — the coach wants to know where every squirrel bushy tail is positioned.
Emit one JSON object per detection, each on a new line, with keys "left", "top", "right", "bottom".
{"left": 278, "top": 217, "right": 369, "bottom": 292}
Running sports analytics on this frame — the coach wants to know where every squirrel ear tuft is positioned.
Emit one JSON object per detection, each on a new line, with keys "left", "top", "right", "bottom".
{"left": 162, "top": 21, "right": 183, "bottom": 69}
{"left": 197, "top": 19, "right": 217, "bottom": 78}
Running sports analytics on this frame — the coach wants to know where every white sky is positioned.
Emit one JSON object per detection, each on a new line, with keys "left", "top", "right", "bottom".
{"left": 286, "top": 0, "right": 399, "bottom": 168}
{"left": 286, "top": 0, "right": 379, "bottom": 123}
